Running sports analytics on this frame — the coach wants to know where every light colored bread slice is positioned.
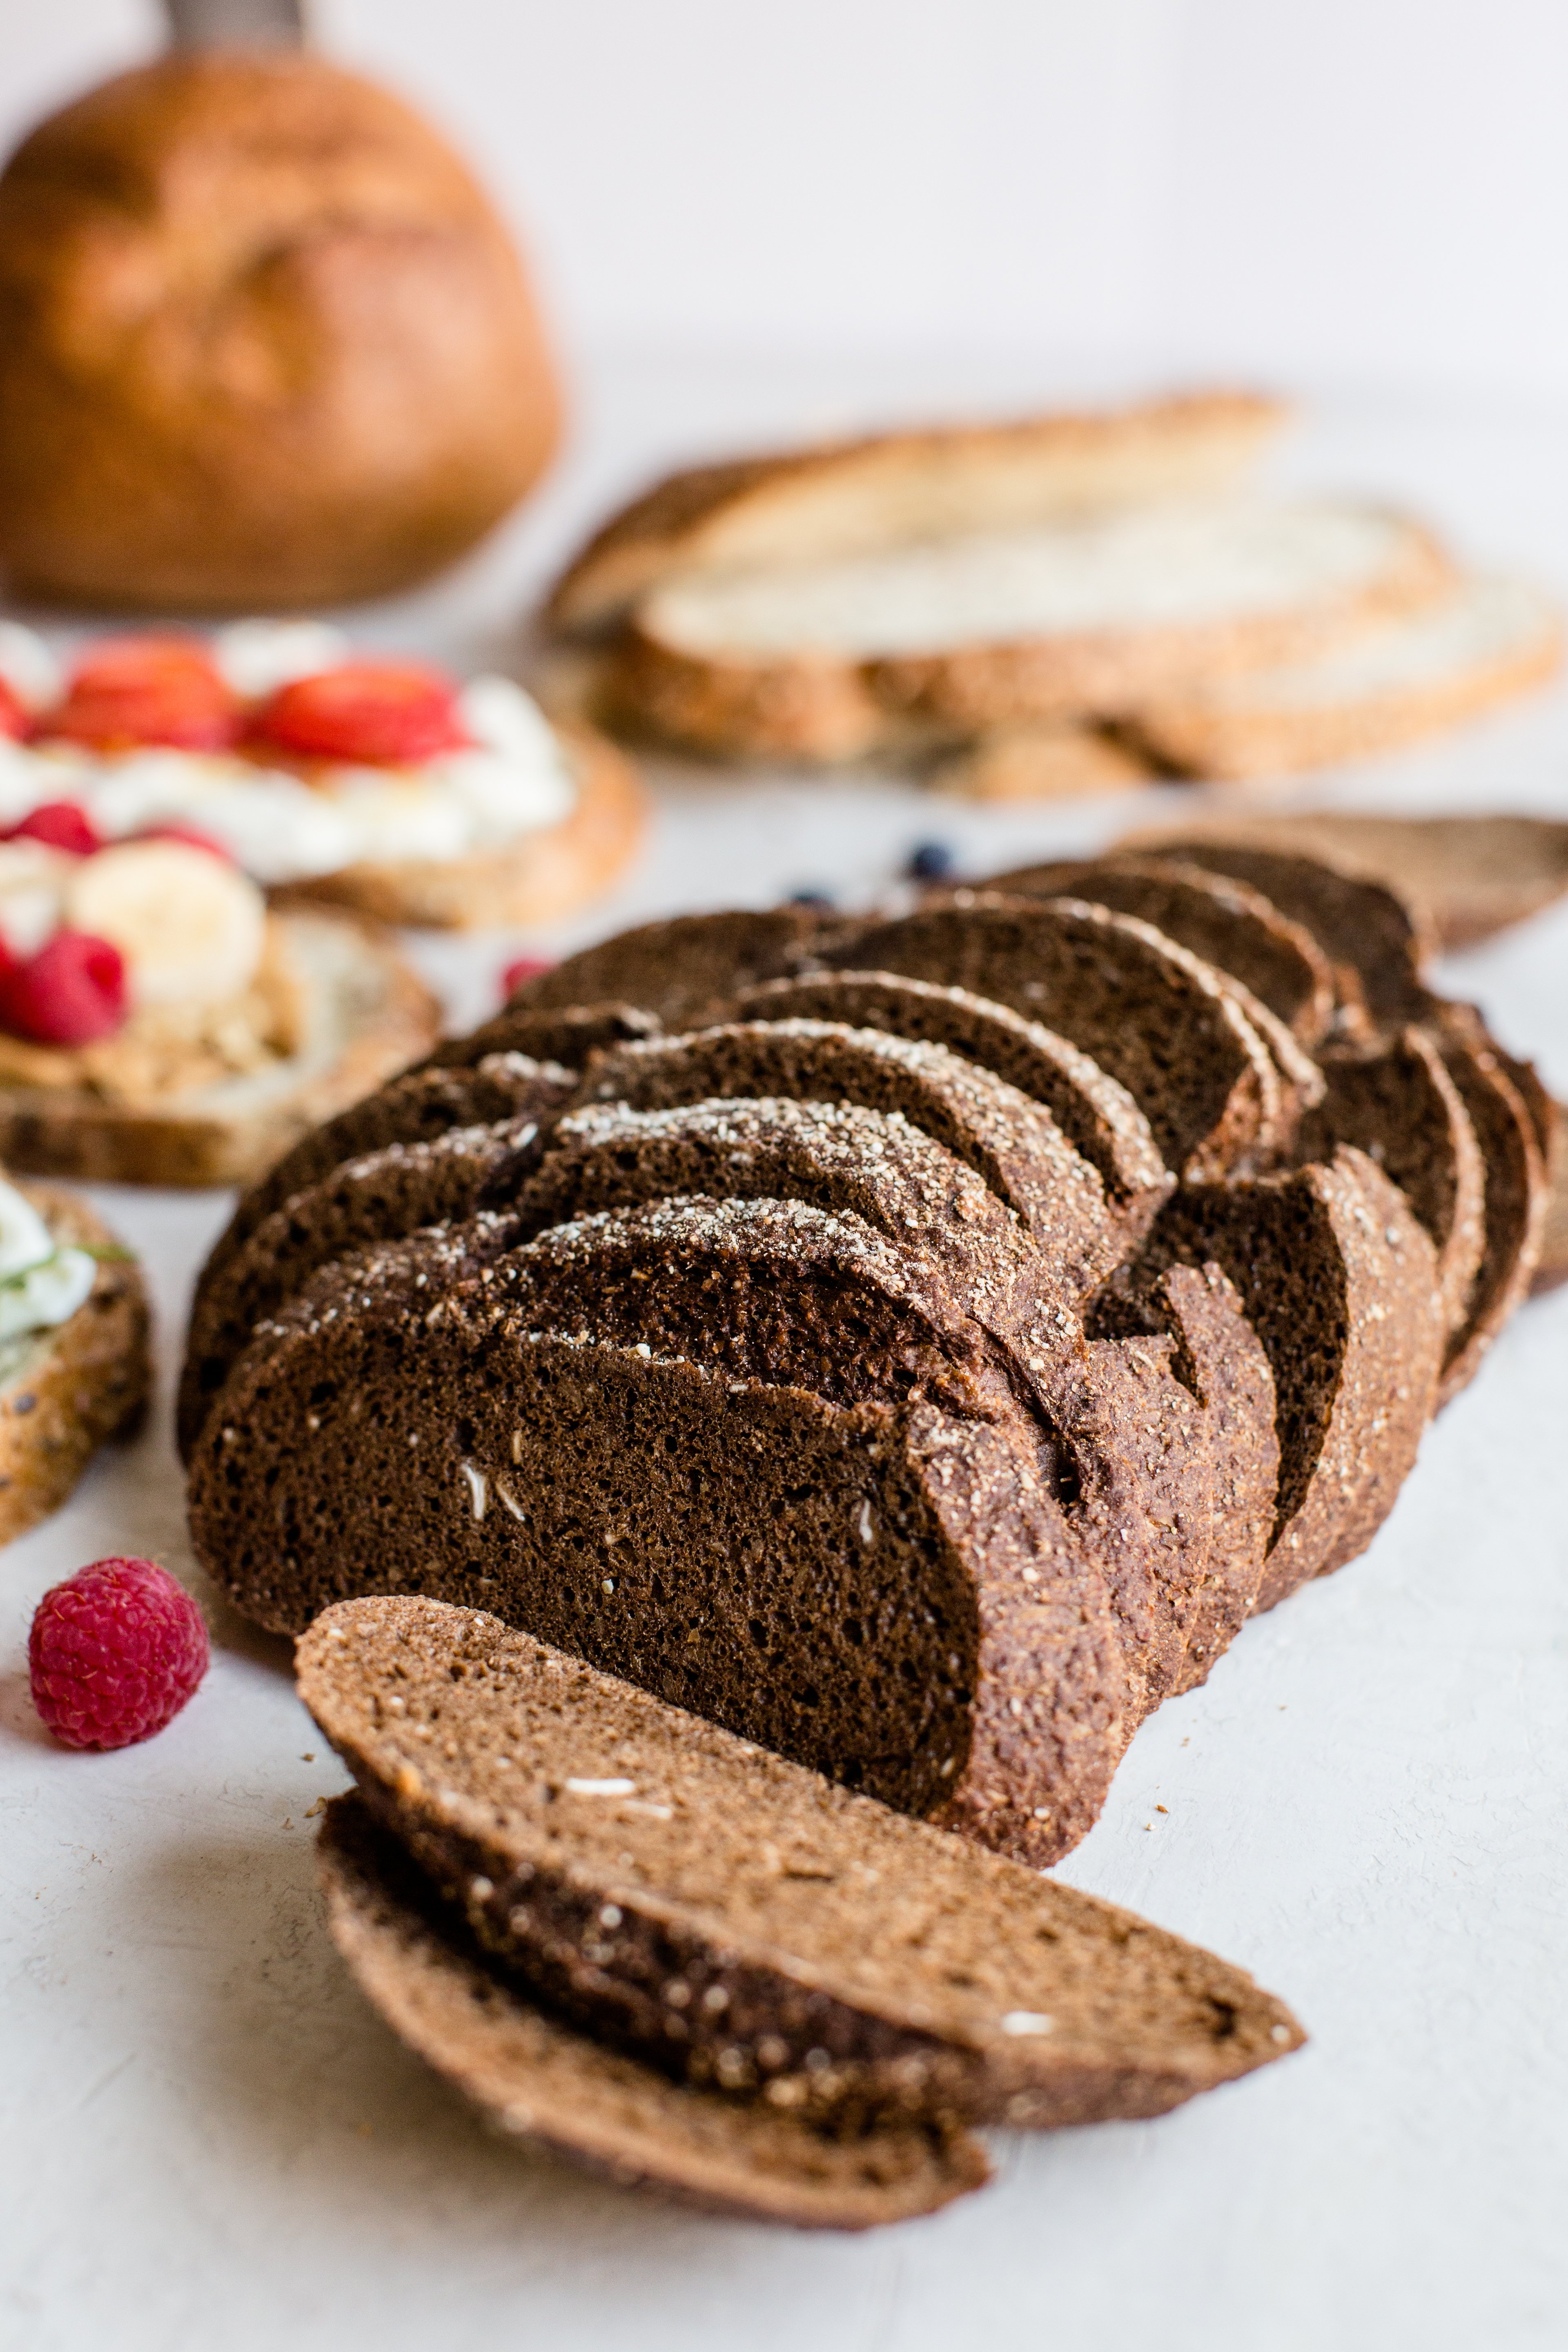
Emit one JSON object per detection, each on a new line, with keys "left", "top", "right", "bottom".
{"left": 1127, "top": 575, "right": 1562, "bottom": 780}
{"left": 608, "top": 501, "right": 1452, "bottom": 759}
{"left": 0, "top": 1185, "right": 149, "bottom": 1543}
{"left": 546, "top": 390, "right": 1290, "bottom": 635}
{"left": 0, "top": 911, "right": 439, "bottom": 1188}
{"left": 281, "top": 719, "right": 645, "bottom": 932}
{"left": 319, "top": 1795, "right": 991, "bottom": 2229}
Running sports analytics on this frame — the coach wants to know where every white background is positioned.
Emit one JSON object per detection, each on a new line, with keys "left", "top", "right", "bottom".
{"left": 9, "top": 0, "right": 1568, "bottom": 400}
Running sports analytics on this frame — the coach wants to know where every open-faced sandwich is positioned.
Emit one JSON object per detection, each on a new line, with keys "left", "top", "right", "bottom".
{"left": 0, "top": 1172, "right": 147, "bottom": 1542}
{"left": 0, "top": 621, "right": 644, "bottom": 929}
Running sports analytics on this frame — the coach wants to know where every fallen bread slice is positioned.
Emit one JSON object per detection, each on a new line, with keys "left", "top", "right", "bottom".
{"left": 546, "top": 390, "right": 1290, "bottom": 635}
{"left": 1094, "top": 1147, "right": 1443, "bottom": 1610}
{"left": 0, "top": 911, "right": 439, "bottom": 1189}
{"left": 178, "top": 1114, "right": 542, "bottom": 1462}
{"left": 503, "top": 906, "right": 830, "bottom": 1032}
{"left": 0, "top": 1183, "right": 149, "bottom": 1544}
{"left": 831, "top": 896, "right": 1289, "bottom": 1180}
{"left": 986, "top": 856, "right": 1336, "bottom": 1047}
{"left": 302, "top": 1596, "right": 1303, "bottom": 2139}
{"left": 607, "top": 499, "right": 1451, "bottom": 758}
{"left": 1296, "top": 1029, "right": 1486, "bottom": 1334}
{"left": 1125, "top": 575, "right": 1562, "bottom": 781}
{"left": 319, "top": 1794, "right": 991, "bottom": 2229}
{"left": 726, "top": 971, "right": 1172, "bottom": 1250}
{"left": 572, "top": 1017, "right": 1124, "bottom": 1297}
{"left": 283, "top": 719, "right": 647, "bottom": 931}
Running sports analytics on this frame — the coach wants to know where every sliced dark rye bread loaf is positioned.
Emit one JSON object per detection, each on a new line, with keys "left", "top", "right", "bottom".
{"left": 1093, "top": 1147, "right": 1444, "bottom": 1611}
{"left": 823, "top": 895, "right": 1296, "bottom": 1180}
{"left": 417, "top": 1000, "right": 661, "bottom": 1076}
{"left": 303, "top": 1598, "right": 1302, "bottom": 2137}
{"left": 321, "top": 1797, "right": 989, "bottom": 2229}
{"left": 572, "top": 1018, "right": 1125, "bottom": 1298}
{"left": 191, "top": 1297, "right": 1131, "bottom": 1865}
{"left": 178, "top": 1114, "right": 543, "bottom": 1461}
{"left": 500, "top": 906, "right": 832, "bottom": 1031}
{"left": 723, "top": 970, "right": 1172, "bottom": 1251}
{"left": 984, "top": 855, "right": 1336, "bottom": 1047}
{"left": 1296, "top": 1028, "right": 1486, "bottom": 1335}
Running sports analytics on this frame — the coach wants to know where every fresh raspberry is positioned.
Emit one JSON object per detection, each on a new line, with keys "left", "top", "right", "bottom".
{"left": 253, "top": 661, "right": 470, "bottom": 765}
{"left": 29, "top": 1557, "right": 209, "bottom": 1751}
{"left": 4, "top": 801, "right": 102, "bottom": 857}
{"left": 0, "top": 676, "right": 28, "bottom": 741}
{"left": 500, "top": 952, "right": 555, "bottom": 999}
{"left": 0, "top": 929, "right": 127, "bottom": 1045}
{"left": 49, "top": 638, "right": 242, "bottom": 753}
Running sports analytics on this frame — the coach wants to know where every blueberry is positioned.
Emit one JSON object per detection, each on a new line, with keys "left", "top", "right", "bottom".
{"left": 906, "top": 838, "right": 955, "bottom": 881}
{"left": 788, "top": 888, "right": 835, "bottom": 908}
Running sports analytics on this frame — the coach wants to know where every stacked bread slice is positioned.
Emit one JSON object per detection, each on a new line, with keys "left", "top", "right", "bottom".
{"left": 184, "top": 829, "right": 1541, "bottom": 1878}
{"left": 540, "top": 391, "right": 1561, "bottom": 781}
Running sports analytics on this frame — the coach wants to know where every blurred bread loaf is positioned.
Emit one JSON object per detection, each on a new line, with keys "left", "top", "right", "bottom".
{"left": 0, "top": 51, "right": 561, "bottom": 611}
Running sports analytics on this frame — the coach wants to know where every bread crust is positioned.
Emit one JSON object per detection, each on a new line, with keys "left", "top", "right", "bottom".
{"left": 0, "top": 53, "right": 559, "bottom": 610}
{"left": 282, "top": 722, "right": 646, "bottom": 932}
{"left": 0, "top": 1187, "right": 149, "bottom": 1545}
{"left": 547, "top": 390, "right": 1289, "bottom": 634}
{"left": 0, "top": 913, "right": 439, "bottom": 1187}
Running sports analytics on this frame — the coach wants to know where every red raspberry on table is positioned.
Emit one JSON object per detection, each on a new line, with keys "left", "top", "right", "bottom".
{"left": 253, "top": 661, "right": 470, "bottom": 765}
{"left": 0, "top": 929, "right": 127, "bottom": 1046}
{"left": 29, "top": 1558, "right": 209, "bottom": 1751}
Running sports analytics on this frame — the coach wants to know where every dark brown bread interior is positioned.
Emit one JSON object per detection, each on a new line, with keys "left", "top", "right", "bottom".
{"left": 504, "top": 907, "right": 831, "bottom": 1030}
{"left": 829, "top": 895, "right": 1283, "bottom": 1179}
{"left": 419, "top": 1002, "right": 660, "bottom": 1076}
{"left": 303, "top": 1597, "right": 1302, "bottom": 2134}
{"left": 573, "top": 1018, "right": 1123, "bottom": 1297}
{"left": 320, "top": 1796, "right": 990, "bottom": 2229}
{"left": 726, "top": 970, "right": 1171, "bottom": 1240}
{"left": 1434, "top": 1033, "right": 1546, "bottom": 1404}
{"left": 984, "top": 856, "right": 1336, "bottom": 1047}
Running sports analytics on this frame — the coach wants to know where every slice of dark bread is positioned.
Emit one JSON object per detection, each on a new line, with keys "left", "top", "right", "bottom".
{"left": 303, "top": 1597, "right": 1303, "bottom": 2134}
{"left": 1433, "top": 1028, "right": 1547, "bottom": 1405}
{"left": 1296, "top": 1028, "right": 1486, "bottom": 1334}
{"left": 984, "top": 856, "right": 1336, "bottom": 1047}
{"left": 178, "top": 1114, "right": 543, "bottom": 1462}
{"left": 1532, "top": 1096, "right": 1568, "bottom": 1297}
{"left": 192, "top": 1303, "right": 1129, "bottom": 1864}
{"left": 724, "top": 970, "right": 1172, "bottom": 1248}
{"left": 572, "top": 1018, "right": 1124, "bottom": 1297}
{"left": 826, "top": 895, "right": 1290, "bottom": 1180}
{"left": 1093, "top": 1147, "right": 1444, "bottom": 1610}
{"left": 419, "top": 1001, "right": 660, "bottom": 1076}
{"left": 501, "top": 907, "right": 833, "bottom": 1030}
{"left": 320, "top": 1795, "right": 991, "bottom": 2228}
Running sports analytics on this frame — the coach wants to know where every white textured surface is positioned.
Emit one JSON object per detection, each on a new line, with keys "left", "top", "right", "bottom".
{"left": 4, "top": 364, "right": 1568, "bottom": 2352}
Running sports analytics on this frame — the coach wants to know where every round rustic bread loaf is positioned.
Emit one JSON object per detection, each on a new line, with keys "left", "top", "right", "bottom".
{"left": 0, "top": 51, "right": 560, "bottom": 610}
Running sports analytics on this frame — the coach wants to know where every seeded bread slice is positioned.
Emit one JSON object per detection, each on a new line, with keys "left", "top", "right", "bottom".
{"left": 502, "top": 907, "right": 830, "bottom": 1031}
{"left": 302, "top": 1596, "right": 1303, "bottom": 2132}
{"left": 1433, "top": 1029, "right": 1547, "bottom": 1405}
{"left": 829, "top": 897, "right": 1288, "bottom": 1180}
{"left": 320, "top": 1795, "right": 990, "bottom": 2228}
{"left": 724, "top": 971, "right": 1172, "bottom": 1250}
{"left": 986, "top": 856, "right": 1335, "bottom": 1047}
{"left": 1094, "top": 1148, "right": 1444, "bottom": 1609}
{"left": 178, "top": 1114, "right": 543, "bottom": 1462}
{"left": 1296, "top": 1029, "right": 1486, "bottom": 1334}
{"left": 574, "top": 1018, "right": 1123, "bottom": 1297}
{"left": 0, "top": 1186, "right": 150, "bottom": 1544}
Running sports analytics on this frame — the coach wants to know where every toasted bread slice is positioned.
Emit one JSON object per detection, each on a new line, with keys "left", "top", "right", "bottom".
{"left": 605, "top": 501, "right": 1451, "bottom": 759}
{"left": 319, "top": 1795, "right": 991, "bottom": 2229}
{"left": 0, "top": 911, "right": 439, "bottom": 1189}
{"left": 1127, "top": 575, "right": 1562, "bottom": 780}
{"left": 546, "top": 390, "right": 1289, "bottom": 635}
{"left": 281, "top": 719, "right": 645, "bottom": 932}
{"left": 0, "top": 1186, "right": 149, "bottom": 1544}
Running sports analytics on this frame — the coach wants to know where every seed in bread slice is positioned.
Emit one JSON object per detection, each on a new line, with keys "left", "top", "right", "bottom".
{"left": 302, "top": 1596, "right": 1303, "bottom": 2135}
{"left": 573, "top": 1016, "right": 1123, "bottom": 1296}
{"left": 178, "top": 1114, "right": 543, "bottom": 1462}
{"left": 986, "top": 856, "right": 1336, "bottom": 1047}
{"left": 1124, "top": 575, "right": 1562, "bottom": 782}
{"left": 319, "top": 1793, "right": 991, "bottom": 2228}
{"left": 502, "top": 906, "right": 829, "bottom": 1031}
{"left": 1094, "top": 1147, "right": 1444, "bottom": 1609}
{"left": 0, "top": 1185, "right": 149, "bottom": 1544}
{"left": 1295, "top": 1029, "right": 1486, "bottom": 1335}
{"left": 0, "top": 911, "right": 439, "bottom": 1188}
{"left": 829, "top": 896, "right": 1289, "bottom": 1181}
{"left": 546, "top": 390, "right": 1290, "bottom": 635}
{"left": 725, "top": 970, "right": 1172, "bottom": 1250}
